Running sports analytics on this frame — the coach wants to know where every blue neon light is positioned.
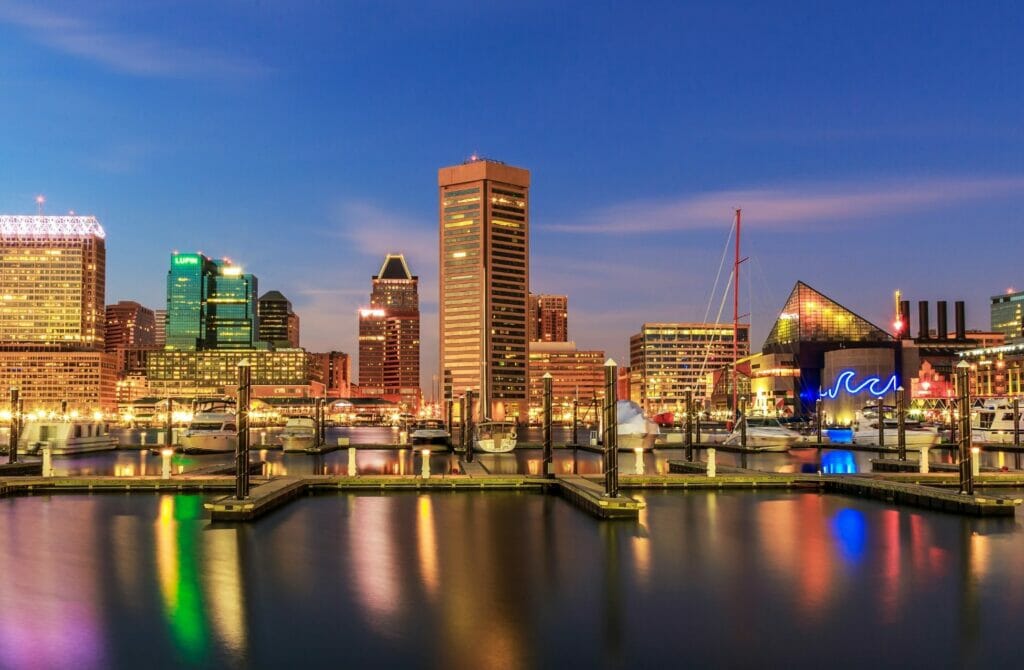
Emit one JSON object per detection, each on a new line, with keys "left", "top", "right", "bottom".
{"left": 822, "top": 369, "right": 898, "bottom": 399}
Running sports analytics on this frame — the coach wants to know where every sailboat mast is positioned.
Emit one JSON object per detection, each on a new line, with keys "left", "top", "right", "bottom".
{"left": 733, "top": 208, "right": 741, "bottom": 418}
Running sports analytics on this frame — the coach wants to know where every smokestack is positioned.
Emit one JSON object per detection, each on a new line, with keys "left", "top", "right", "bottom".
{"left": 955, "top": 301, "right": 966, "bottom": 340}
{"left": 899, "top": 301, "right": 910, "bottom": 340}
{"left": 936, "top": 301, "right": 948, "bottom": 340}
{"left": 917, "top": 301, "right": 930, "bottom": 340}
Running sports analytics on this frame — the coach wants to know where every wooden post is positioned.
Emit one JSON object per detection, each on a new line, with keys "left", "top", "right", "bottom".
{"left": 897, "top": 387, "right": 907, "bottom": 461}
{"left": 572, "top": 397, "right": 579, "bottom": 447}
{"left": 956, "top": 362, "right": 973, "bottom": 495}
{"left": 164, "top": 398, "right": 173, "bottom": 450}
{"left": 464, "top": 390, "right": 474, "bottom": 463}
{"left": 603, "top": 359, "right": 619, "bottom": 497}
{"left": 815, "top": 397, "right": 823, "bottom": 446}
{"left": 1013, "top": 398, "right": 1021, "bottom": 470}
{"left": 685, "top": 390, "right": 694, "bottom": 462}
{"left": 236, "top": 361, "right": 251, "bottom": 500}
{"left": 877, "top": 396, "right": 885, "bottom": 450}
{"left": 739, "top": 397, "right": 748, "bottom": 469}
{"left": 542, "top": 373, "right": 553, "bottom": 478}
{"left": 8, "top": 388, "right": 18, "bottom": 464}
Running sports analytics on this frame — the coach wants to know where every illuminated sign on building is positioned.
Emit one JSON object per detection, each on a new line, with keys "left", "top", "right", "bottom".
{"left": 174, "top": 256, "right": 199, "bottom": 265}
{"left": 822, "top": 369, "right": 898, "bottom": 399}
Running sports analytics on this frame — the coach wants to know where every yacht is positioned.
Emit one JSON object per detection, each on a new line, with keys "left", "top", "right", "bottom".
{"left": 279, "top": 417, "right": 318, "bottom": 452}
{"left": 723, "top": 416, "right": 802, "bottom": 451}
{"left": 971, "top": 399, "right": 1023, "bottom": 444}
{"left": 617, "top": 400, "right": 660, "bottom": 449}
{"left": 181, "top": 411, "right": 238, "bottom": 454}
{"left": 473, "top": 421, "right": 517, "bottom": 453}
{"left": 20, "top": 420, "right": 118, "bottom": 456}
{"left": 852, "top": 405, "right": 939, "bottom": 447}
{"left": 411, "top": 419, "right": 450, "bottom": 446}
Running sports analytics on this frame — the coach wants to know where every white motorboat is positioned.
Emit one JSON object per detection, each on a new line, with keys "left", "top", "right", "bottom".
{"left": 971, "top": 399, "right": 1023, "bottom": 444}
{"left": 279, "top": 417, "right": 318, "bottom": 452}
{"left": 20, "top": 420, "right": 118, "bottom": 456}
{"left": 411, "top": 419, "right": 450, "bottom": 446}
{"left": 181, "top": 411, "right": 238, "bottom": 454}
{"left": 723, "top": 416, "right": 802, "bottom": 451}
{"left": 852, "top": 405, "right": 939, "bottom": 447}
{"left": 473, "top": 421, "right": 517, "bottom": 453}
{"left": 617, "top": 400, "right": 660, "bottom": 449}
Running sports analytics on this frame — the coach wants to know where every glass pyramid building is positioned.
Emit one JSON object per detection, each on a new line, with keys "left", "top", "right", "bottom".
{"left": 763, "top": 281, "right": 893, "bottom": 352}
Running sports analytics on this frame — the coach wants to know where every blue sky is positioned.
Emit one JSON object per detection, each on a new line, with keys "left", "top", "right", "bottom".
{"left": 1, "top": 1, "right": 1022, "bottom": 386}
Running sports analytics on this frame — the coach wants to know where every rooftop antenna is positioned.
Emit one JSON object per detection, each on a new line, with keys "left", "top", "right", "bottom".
{"left": 35, "top": 194, "right": 45, "bottom": 215}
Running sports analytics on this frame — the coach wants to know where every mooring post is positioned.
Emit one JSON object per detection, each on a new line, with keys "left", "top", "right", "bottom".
{"left": 685, "top": 389, "right": 694, "bottom": 462}
{"left": 458, "top": 395, "right": 466, "bottom": 453}
{"left": 446, "top": 398, "right": 453, "bottom": 448}
{"left": 695, "top": 410, "right": 702, "bottom": 448}
{"left": 919, "top": 445, "right": 930, "bottom": 474}
{"left": 542, "top": 373, "right": 553, "bottom": 478}
{"left": 1013, "top": 398, "right": 1021, "bottom": 470}
{"left": 897, "top": 386, "right": 907, "bottom": 461}
{"left": 313, "top": 398, "right": 321, "bottom": 448}
{"left": 603, "top": 359, "right": 619, "bottom": 497}
{"left": 572, "top": 397, "right": 579, "bottom": 447}
{"left": 348, "top": 446, "right": 357, "bottom": 476}
{"left": 464, "top": 390, "right": 474, "bottom": 463}
{"left": 815, "top": 397, "right": 823, "bottom": 446}
{"left": 421, "top": 448, "right": 431, "bottom": 479}
{"left": 236, "top": 360, "right": 251, "bottom": 500}
{"left": 949, "top": 396, "right": 957, "bottom": 447}
{"left": 161, "top": 448, "right": 172, "bottom": 480}
{"left": 707, "top": 447, "right": 717, "bottom": 478}
{"left": 972, "top": 447, "right": 981, "bottom": 478}
{"left": 739, "top": 397, "right": 748, "bottom": 468}
{"left": 8, "top": 387, "right": 18, "bottom": 464}
{"left": 164, "top": 398, "right": 173, "bottom": 451}
{"left": 877, "top": 396, "right": 885, "bottom": 456}
{"left": 956, "top": 361, "right": 973, "bottom": 495}
{"left": 42, "top": 443, "right": 52, "bottom": 478}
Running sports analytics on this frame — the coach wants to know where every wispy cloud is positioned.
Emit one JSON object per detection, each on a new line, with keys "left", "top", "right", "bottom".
{"left": 332, "top": 200, "right": 437, "bottom": 279}
{"left": 0, "top": 2, "right": 266, "bottom": 78}
{"left": 546, "top": 175, "right": 1024, "bottom": 234}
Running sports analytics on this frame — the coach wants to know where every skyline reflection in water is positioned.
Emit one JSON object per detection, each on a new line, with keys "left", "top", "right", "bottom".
{"left": 1, "top": 490, "right": 1023, "bottom": 668}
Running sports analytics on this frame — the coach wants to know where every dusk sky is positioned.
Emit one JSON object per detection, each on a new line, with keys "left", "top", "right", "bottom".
{"left": 2, "top": 1, "right": 1022, "bottom": 387}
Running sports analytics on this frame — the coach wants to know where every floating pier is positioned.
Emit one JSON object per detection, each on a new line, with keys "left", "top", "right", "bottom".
{"left": 206, "top": 477, "right": 306, "bottom": 521}
{"left": 0, "top": 462, "right": 42, "bottom": 476}
{"left": 819, "top": 475, "right": 1021, "bottom": 516}
{"left": 555, "top": 475, "right": 644, "bottom": 519}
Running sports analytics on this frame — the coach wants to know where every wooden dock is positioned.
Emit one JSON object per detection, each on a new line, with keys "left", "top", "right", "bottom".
{"left": 819, "top": 475, "right": 1021, "bottom": 516}
{"left": 0, "top": 462, "right": 42, "bottom": 476}
{"left": 181, "top": 460, "right": 265, "bottom": 477}
{"left": 206, "top": 477, "right": 306, "bottom": 521}
{"left": 870, "top": 458, "right": 1001, "bottom": 474}
{"left": 555, "top": 475, "right": 644, "bottom": 519}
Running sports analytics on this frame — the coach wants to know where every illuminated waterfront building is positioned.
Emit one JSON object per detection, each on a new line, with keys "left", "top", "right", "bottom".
{"left": 439, "top": 158, "right": 530, "bottom": 420}
{"left": 991, "top": 289, "right": 1024, "bottom": 342}
{"left": 257, "top": 290, "right": 300, "bottom": 348}
{"left": 165, "top": 252, "right": 215, "bottom": 350}
{"left": 206, "top": 260, "right": 259, "bottom": 349}
{"left": 528, "top": 293, "right": 568, "bottom": 342}
{"left": 527, "top": 342, "right": 604, "bottom": 423}
{"left": 146, "top": 348, "right": 310, "bottom": 398}
{"left": 0, "top": 215, "right": 115, "bottom": 410}
{"left": 629, "top": 322, "right": 750, "bottom": 414}
{"left": 358, "top": 254, "right": 420, "bottom": 409}
{"left": 154, "top": 309, "right": 166, "bottom": 346}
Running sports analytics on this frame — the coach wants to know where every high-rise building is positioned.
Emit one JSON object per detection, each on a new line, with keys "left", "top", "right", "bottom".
{"left": 165, "top": 253, "right": 261, "bottom": 351}
{"left": 358, "top": 254, "right": 420, "bottom": 409}
{"left": 0, "top": 215, "right": 106, "bottom": 350}
{"left": 528, "top": 293, "right": 568, "bottom": 342}
{"left": 527, "top": 341, "right": 604, "bottom": 422}
{"left": 105, "top": 300, "right": 157, "bottom": 374}
{"left": 0, "top": 215, "right": 115, "bottom": 410}
{"left": 991, "top": 290, "right": 1024, "bottom": 342}
{"left": 258, "top": 291, "right": 300, "bottom": 348}
{"left": 629, "top": 322, "right": 750, "bottom": 414}
{"left": 154, "top": 309, "right": 166, "bottom": 347}
{"left": 309, "top": 350, "right": 351, "bottom": 398}
{"left": 439, "top": 158, "right": 530, "bottom": 420}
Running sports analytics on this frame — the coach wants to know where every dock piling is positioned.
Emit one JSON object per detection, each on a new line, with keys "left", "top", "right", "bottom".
{"left": 164, "top": 397, "right": 172, "bottom": 451}
{"left": 739, "top": 398, "right": 748, "bottom": 469}
{"left": 348, "top": 447, "right": 357, "bottom": 476}
{"left": 877, "top": 396, "right": 885, "bottom": 457}
{"left": 542, "top": 373, "right": 553, "bottom": 478}
{"left": 920, "top": 445, "right": 930, "bottom": 473}
{"left": 956, "top": 361, "right": 973, "bottom": 495}
{"left": 421, "top": 449, "right": 431, "bottom": 479}
{"left": 464, "top": 390, "right": 474, "bottom": 462}
{"left": 42, "top": 443, "right": 52, "bottom": 478}
{"left": 603, "top": 359, "right": 619, "bottom": 497}
{"left": 8, "top": 388, "right": 18, "bottom": 464}
{"left": 236, "top": 360, "right": 252, "bottom": 500}
{"left": 1014, "top": 398, "right": 1021, "bottom": 470}
{"left": 161, "top": 449, "right": 172, "bottom": 480}
{"left": 684, "top": 390, "right": 693, "bottom": 461}
{"left": 815, "top": 397, "right": 823, "bottom": 445}
{"left": 897, "top": 386, "right": 907, "bottom": 461}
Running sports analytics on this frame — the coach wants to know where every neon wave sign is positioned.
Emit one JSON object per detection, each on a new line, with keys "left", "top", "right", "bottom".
{"left": 822, "top": 370, "right": 898, "bottom": 399}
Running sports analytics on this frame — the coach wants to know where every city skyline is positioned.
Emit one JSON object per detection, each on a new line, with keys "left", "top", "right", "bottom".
{"left": 3, "top": 2, "right": 1023, "bottom": 389}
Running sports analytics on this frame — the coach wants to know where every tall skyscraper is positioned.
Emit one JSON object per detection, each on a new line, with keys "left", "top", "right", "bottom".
{"left": 258, "top": 290, "right": 300, "bottom": 348}
{"left": 358, "top": 254, "right": 420, "bottom": 409}
{"left": 165, "top": 253, "right": 260, "bottom": 351}
{"left": 0, "top": 215, "right": 115, "bottom": 410}
{"left": 105, "top": 300, "right": 157, "bottom": 374}
{"left": 0, "top": 215, "right": 106, "bottom": 350}
{"left": 528, "top": 293, "right": 568, "bottom": 342}
{"left": 991, "top": 289, "right": 1024, "bottom": 342}
{"left": 439, "top": 158, "right": 530, "bottom": 420}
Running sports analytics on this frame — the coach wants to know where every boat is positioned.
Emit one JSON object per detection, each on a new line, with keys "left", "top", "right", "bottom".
{"left": 852, "top": 405, "right": 939, "bottom": 447}
{"left": 971, "top": 399, "right": 1023, "bottom": 444}
{"left": 279, "top": 417, "right": 318, "bottom": 452}
{"left": 617, "top": 401, "right": 660, "bottom": 449}
{"left": 723, "top": 416, "right": 802, "bottom": 451}
{"left": 410, "top": 419, "right": 450, "bottom": 446}
{"left": 473, "top": 421, "right": 517, "bottom": 453}
{"left": 20, "top": 420, "right": 118, "bottom": 456}
{"left": 180, "top": 411, "right": 237, "bottom": 454}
